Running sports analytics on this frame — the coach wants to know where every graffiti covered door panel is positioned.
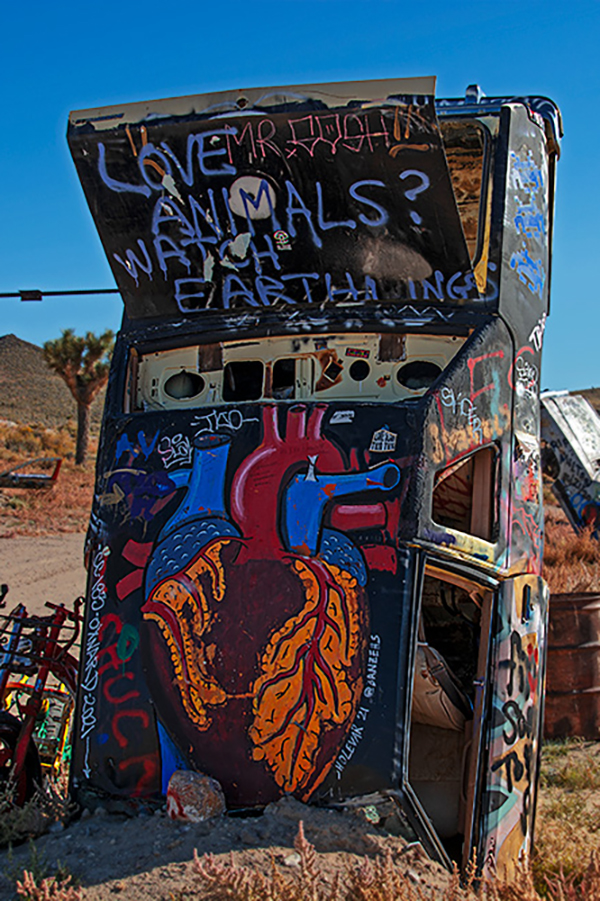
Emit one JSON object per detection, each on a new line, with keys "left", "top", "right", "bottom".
{"left": 479, "top": 575, "right": 548, "bottom": 877}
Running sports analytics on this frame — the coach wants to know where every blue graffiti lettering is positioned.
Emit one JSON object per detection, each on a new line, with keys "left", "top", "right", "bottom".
{"left": 255, "top": 276, "right": 296, "bottom": 307}
{"left": 188, "top": 194, "right": 223, "bottom": 241}
{"left": 174, "top": 278, "right": 207, "bottom": 312}
{"left": 399, "top": 169, "right": 430, "bottom": 225}
{"left": 325, "top": 272, "right": 358, "bottom": 303}
{"left": 153, "top": 235, "right": 191, "bottom": 276}
{"left": 285, "top": 180, "right": 322, "bottom": 248}
{"left": 222, "top": 274, "right": 260, "bottom": 309}
{"left": 113, "top": 240, "right": 153, "bottom": 285}
{"left": 116, "top": 431, "right": 159, "bottom": 463}
{"left": 138, "top": 144, "right": 174, "bottom": 190}
{"left": 316, "top": 182, "right": 356, "bottom": 231}
{"left": 238, "top": 179, "right": 281, "bottom": 234}
{"left": 348, "top": 180, "right": 388, "bottom": 227}
{"left": 251, "top": 235, "right": 281, "bottom": 274}
{"left": 98, "top": 143, "right": 151, "bottom": 197}
{"left": 510, "top": 248, "right": 545, "bottom": 298}
{"left": 421, "top": 270, "right": 445, "bottom": 301}
{"left": 280, "top": 272, "right": 320, "bottom": 304}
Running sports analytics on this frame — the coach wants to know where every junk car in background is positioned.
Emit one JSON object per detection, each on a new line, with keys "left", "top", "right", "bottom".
{"left": 541, "top": 392, "right": 600, "bottom": 537}
{"left": 67, "top": 77, "right": 561, "bottom": 876}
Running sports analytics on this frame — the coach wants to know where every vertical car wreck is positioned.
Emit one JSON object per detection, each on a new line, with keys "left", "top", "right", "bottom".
{"left": 67, "top": 77, "right": 561, "bottom": 875}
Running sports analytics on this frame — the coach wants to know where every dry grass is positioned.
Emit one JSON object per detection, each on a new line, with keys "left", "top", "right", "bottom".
{"left": 0, "top": 775, "right": 77, "bottom": 848}
{"left": 543, "top": 499, "right": 600, "bottom": 593}
{"left": 187, "top": 819, "right": 600, "bottom": 900}
{"left": 532, "top": 740, "right": 600, "bottom": 894}
{"left": 0, "top": 423, "right": 97, "bottom": 537}
{"left": 189, "top": 822, "right": 470, "bottom": 900}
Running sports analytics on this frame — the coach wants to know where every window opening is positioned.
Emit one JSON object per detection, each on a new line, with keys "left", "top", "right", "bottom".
{"left": 349, "top": 360, "right": 370, "bottom": 381}
{"left": 397, "top": 360, "right": 442, "bottom": 390}
{"left": 272, "top": 358, "right": 296, "bottom": 400}
{"left": 164, "top": 370, "right": 205, "bottom": 400}
{"left": 432, "top": 446, "right": 496, "bottom": 541}
{"left": 130, "top": 332, "right": 468, "bottom": 410}
{"left": 223, "top": 361, "right": 264, "bottom": 401}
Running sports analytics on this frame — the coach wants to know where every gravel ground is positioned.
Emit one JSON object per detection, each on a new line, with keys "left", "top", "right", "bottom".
{"left": 0, "top": 796, "right": 451, "bottom": 900}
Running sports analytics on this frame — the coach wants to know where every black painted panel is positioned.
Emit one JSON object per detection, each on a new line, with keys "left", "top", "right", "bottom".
{"left": 68, "top": 86, "right": 480, "bottom": 319}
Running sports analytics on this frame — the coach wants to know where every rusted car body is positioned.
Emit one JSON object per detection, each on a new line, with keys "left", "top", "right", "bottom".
{"left": 67, "top": 77, "right": 561, "bottom": 875}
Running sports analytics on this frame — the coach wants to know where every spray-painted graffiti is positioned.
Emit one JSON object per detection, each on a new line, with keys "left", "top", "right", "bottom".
{"left": 565, "top": 490, "right": 600, "bottom": 537}
{"left": 70, "top": 90, "right": 482, "bottom": 317}
{"left": 508, "top": 150, "right": 547, "bottom": 300}
{"left": 139, "top": 405, "right": 401, "bottom": 802}
{"left": 69, "top": 84, "right": 558, "bottom": 879}
{"left": 528, "top": 313, "right": 547, "bottom": 353}
{"left": 509, "top": 347, "right": 539, "bottom": 401}
{"left": 192, "top": 408, "right": 259, "bottom": 436}
{"left": 439, "top": 387, "right": 483, "bottom": 445}
{"left": 98, "top": 469, "right": 176, "bottom": 526}
{"left": 97, "top": 613, "right": 159, "bottom": 796}
{"left": 79, "top": 546, "right": 110, "bottom": 776}
{"left": 482, "top": 579, "right": 546, "bottom": 877}
{"left": 157, "top": 434, "right": 192, "bottom": 469}
{"left": 116, "top": 430, "right": 160, "bottom": 463}
{"left": 541, "top": 394, "right": 600, "bottom": 540}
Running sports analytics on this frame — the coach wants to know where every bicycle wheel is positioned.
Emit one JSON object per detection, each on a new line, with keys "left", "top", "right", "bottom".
{"left": 0, "top": 712, "right": 42, "bottom": 805}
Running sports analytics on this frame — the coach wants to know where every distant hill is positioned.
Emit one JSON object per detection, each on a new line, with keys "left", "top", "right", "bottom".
{"left": 0, "top": 334, "right": 105, "bottom": 428}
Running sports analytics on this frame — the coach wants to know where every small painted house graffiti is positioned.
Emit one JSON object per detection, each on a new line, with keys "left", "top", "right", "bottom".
{"left": 67, "top": 77, "right": 561, "bottom": 876}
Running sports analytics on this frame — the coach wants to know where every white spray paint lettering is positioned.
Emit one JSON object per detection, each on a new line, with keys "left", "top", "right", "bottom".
{"left": 79, "top": 546, "right": 110, "bottom": 744}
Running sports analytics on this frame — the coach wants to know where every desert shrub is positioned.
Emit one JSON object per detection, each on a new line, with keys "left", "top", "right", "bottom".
{"left": 7, "top": 839, "right": 80, "bottom": 901}
{"left": 190, "top": 818, "right": 600, "bottom": 901}
{"left": 0, "top": 423, "right": 76, "bottom": 460}
{"left": 16, "top": 869, "right": 81, "bottom": 901}
{"left": 0, "top": 778, "right": 77, "bottom": 847}
{"left": 543, "top": 510, "right": 600, "bottom": 593}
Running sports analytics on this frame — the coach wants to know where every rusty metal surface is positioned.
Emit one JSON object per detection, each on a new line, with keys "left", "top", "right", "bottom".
{"left": 545, "top": 593, "right": 600, "bottom": 739}
{"left": 0, "top": 457, "right": 62, "bottom": 489}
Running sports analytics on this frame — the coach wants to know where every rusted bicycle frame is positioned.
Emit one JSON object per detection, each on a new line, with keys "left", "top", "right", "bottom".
{"left": 0, "top": 589, "right": 81, "bottom": 803}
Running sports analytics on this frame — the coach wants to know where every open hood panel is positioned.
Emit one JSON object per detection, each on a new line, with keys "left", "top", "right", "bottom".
{"left": 68, "top": 77, "right": 480, "bottom": 320}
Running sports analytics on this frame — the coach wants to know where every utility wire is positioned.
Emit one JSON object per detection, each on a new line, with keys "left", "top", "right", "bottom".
{"left": 0, "top": 289, "right": 120, "bottom": 300}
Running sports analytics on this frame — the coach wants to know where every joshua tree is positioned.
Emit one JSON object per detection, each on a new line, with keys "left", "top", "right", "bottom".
{"left": 43, "top": 328, "right": 114, "bottom": 465}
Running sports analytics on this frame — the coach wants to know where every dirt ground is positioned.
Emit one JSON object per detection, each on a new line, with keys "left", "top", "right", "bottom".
{"left": 0, "top": 534, "right": 87, "bottom": 615}
{"left": 0, "top": 796, "right": 451, "bottom": 900}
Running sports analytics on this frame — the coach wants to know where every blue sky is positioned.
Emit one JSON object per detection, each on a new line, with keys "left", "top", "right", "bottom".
{"left": 1, "top": 0, "right": 598, "bottom": 390}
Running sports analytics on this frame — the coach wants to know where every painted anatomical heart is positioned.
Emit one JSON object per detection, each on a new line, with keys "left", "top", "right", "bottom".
{"left": 141, "top": 405, "right": 400, "bottom": 804}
